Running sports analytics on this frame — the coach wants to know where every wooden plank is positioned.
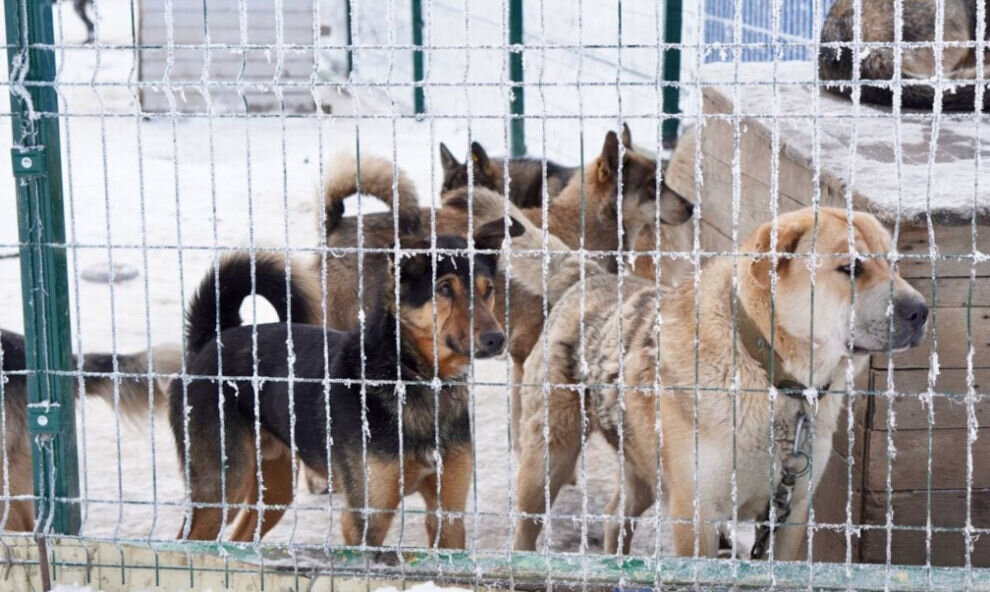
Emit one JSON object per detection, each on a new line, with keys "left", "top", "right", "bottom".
{"left": 865, "top": 429, "right": 990, "bottom": 491}
{"left": 697, "top": 157, "right": 806, "bottom": 242}
{"left": 698, "top": 102, "right": 821, "bottom": 208}
{"left": 907, "top": 275, "right": 990, "bottom": 308}
{"left": 871, "top": 306, "right": 990, "bottom": 370}
{"left": 139, "top": 52, "right": 317, "bottom": 82}
{"left": 896, "top": 227, "right": 990, "bottom": 279}
{"left": 859, "top": 489, "right": 990, "bottom": 566}
{"left": 139, "top": 88, "right": 316, "bottom": 113}
{"left": 869, "top": 368, "right": 990, "bottom": 430}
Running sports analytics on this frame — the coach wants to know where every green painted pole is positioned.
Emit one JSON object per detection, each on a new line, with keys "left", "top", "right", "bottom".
{"left": 508, "top": 0, "right": 525, "bottom": 156}
{"left": 345, "top": 0, "right": 354, "bottom": 75}
{"left": 411, "top": 0, "right": 425, "bottom": 115}
{"left": 661, "top": 0, "right": 682, "bottom": 146}
{"left": 5, "top": 0, "right": 81, "bottom": 534}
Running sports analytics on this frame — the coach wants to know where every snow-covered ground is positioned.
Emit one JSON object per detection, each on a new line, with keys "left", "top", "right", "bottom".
{"left": 0, "top": 0, "right": 670, "bottom": 556}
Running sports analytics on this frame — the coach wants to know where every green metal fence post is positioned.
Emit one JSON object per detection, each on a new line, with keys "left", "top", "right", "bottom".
{"left": 345, "top": 0, "right": 354, "bottom": 76}
{"left": 411, "top": 0, "right": 425, "bottom": 115}
{"left": 661, "top": 0, "right": 682, "bottom": 146}
{"left": 508, "top": 0, "right": 525, "bottom": 156}
{"left": 5, "top": 0, "right": 81, "bottom": 535}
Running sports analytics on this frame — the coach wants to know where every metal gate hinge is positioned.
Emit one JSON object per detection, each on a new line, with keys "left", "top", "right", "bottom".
{"left": 27, "top": 403, "right": 62, "bottom": 433}
{"left": 11, "top": 147, "right": 46, "bottom": 177}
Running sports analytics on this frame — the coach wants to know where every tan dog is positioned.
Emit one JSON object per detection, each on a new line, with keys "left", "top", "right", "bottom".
{"left": 511, "top": 207, "right": 929, "bottom": 559}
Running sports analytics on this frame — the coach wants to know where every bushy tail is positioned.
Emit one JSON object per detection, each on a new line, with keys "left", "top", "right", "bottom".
{"left": 184, "top": 253, "right": 322, "bottom": 357}
{"left": 80, "top": 344, "right": 182, "bottom": 424}
{"left": 321, "top": 152, "right": 422, "bottom": 237}
{"left": 2, "top": 328, "right": 182, "bottom": 425}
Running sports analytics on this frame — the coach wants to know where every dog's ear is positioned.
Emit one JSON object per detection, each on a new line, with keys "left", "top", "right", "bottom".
{"left": 473, "top": 217, "right": 525, "bottom": 251}
{"left": 750, "top": 220, "right": 805, "bottom": 288}
{"left": 439, "top": 142, "right": 459, "bottom": 171}
{"left": 597, "top": 131, "right": 621, "bottom": 183}
{"left": 621, "top": 123, "right": 633, "bottom": 150}
{"left": 388, "top": 237, "right": 431, "bottom": 283}
{"left": 470, "top": 142, "right": 491, "bottom": 170}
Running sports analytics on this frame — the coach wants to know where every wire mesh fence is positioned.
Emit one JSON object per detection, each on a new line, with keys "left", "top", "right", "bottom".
{"left": 1, "top": 0, "right": 988, "bottom": 590}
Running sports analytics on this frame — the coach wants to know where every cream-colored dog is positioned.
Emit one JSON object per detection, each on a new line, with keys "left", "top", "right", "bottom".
{"left": 511, "top": 207, "right": 929, "bottom": 559}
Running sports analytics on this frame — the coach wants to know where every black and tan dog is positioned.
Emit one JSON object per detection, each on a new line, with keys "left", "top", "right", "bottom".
{"left": 0, "top": 329, "right": 180, "bottom": 531}
{"left": 439, "top": 141, "right": 577, "bottom": 208}
{"left": 820, "top": 0, "right": 989, "bottom": 111}
{"left": 171, "top": 221, "right": 522, "bottom": 546}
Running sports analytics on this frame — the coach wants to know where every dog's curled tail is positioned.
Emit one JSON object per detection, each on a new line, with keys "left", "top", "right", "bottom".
{"left": 80, "top": 344, "right": 182, "bottom": 424}
{"left": 321, "top": 152, "right": 421, "bottom": 237}
{"left": 184, "top": 252, "right": 322, "bottom": 357}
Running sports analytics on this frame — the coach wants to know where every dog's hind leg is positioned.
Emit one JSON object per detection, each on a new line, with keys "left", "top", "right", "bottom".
{"left": 512, "top": 391, "right": 582, "bottom": 551}
{"left": 419, "top": 445, "right": 471, "bottom": 549}
{"left": 73, "top": 0, "right": 94, "bottom": 43}
{"left": 0, "top": 441, "right": 35, "bottom": 532}
{"left": 229, "top": 436, "right": 296, "bottom": 542}
{"left": 340, "top": 456, "right": 401, "bottom": 548}
{"left": 177, "top": 420, "right": 257, "bottom": 540}
{"left": 602, "top": 463, "right": 656, "bottom": 555}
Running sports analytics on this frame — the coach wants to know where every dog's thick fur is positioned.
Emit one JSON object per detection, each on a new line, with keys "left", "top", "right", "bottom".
{"left": 171, "top": 224, "right": 519, "bottom": 545}
{"left": 316, "top": 130, "right": 694, "bottom": 452}
{"left": 439, "top": 141, "right": 578, "bottom": 209}
{"left": 511, "top": 207, "right": 929, "bottom": 558}
{"left": 0, "top": 330, "right": 180, "bottom": 531}
{"left": 820, "top": 0, "right": 989, "bottom": 111}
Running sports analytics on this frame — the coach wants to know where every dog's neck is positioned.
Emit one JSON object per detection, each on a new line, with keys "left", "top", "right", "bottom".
{"left": 538, "top": 164, "right": 621, "bottom": 252}
{"left": 736, "top": 277, "right": 846, "bottom": 391}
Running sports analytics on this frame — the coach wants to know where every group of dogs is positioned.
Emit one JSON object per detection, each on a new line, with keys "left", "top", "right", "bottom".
{"left": 1, "top": 121, "right": 931, "bottom": 560}
{"left": 8, "top": 0, "right": 979, "bottom": 562}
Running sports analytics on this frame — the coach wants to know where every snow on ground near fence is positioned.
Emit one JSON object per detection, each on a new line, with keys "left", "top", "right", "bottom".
{"left": 0, "top": 0, "right": 667, "bottom": 554}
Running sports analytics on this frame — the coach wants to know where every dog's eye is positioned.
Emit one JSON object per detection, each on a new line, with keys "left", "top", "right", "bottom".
{"left": 837, "top": 260, "right": 864, "bottom": 277}
{"left": 437, "top": 281, "right": 454, "bottom": 298}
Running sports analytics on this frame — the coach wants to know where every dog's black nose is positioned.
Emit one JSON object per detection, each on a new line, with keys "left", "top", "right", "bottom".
{"left": 684, "top": 200, "right": 695, "bottom": 217}
{"left": 479, "top": 330, "right": 505, "bottom": 354}
{"left": 896, "top": 298, "right": 929, "bottom": 328}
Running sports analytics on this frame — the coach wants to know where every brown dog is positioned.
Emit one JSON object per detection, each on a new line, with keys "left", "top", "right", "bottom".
{"left": 0, "top": 330, "right": 180, "bottom": 531}
{"left": 439, "top": 141, "right": 577, "bottom": 208}
{"left": 820, "top": 0, "right": 989, "bottom": 111}
{"left": 511, "top": 207, "right": 928, "bottom": 559}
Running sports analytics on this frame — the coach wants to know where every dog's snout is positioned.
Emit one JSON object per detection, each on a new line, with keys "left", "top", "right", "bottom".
{"left": 896, "top": 298, "right": 929, "bottom": 328}
{"left": 683, "top": 200, "right": 695, "bottom": 217}
{"left": 479, "top": 330, "right": 506, "bottom": 355}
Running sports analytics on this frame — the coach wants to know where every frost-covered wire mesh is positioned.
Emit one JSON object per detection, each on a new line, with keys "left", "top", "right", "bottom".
{"left": 1, "top": 0, "right": 988, "bottom": 589}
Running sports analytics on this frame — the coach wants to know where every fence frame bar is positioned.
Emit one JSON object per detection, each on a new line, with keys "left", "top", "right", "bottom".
{"left": 508, "top": 0, "right": 525, "bottom": 156}
{"left": 661, "top": 0, "right": 682, "bottom": 145}
{"left": 4, "top": 0, "right": 81, "bottom": 535}
{"left": 411, "top": 0, "right": 425, "bottom": 114}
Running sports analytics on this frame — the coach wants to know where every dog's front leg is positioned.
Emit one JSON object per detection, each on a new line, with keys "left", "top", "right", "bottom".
{"left": 668, "top": 490, "right": 718, "bottom": 558}
{"left": 603, "top": 462, "right": 656, "bottom": 555}
{"left": 419, "top": 446, "right": 471, "bottom": 549}
{"left": 770, "top": 493, "right": 809, "bottom": 562}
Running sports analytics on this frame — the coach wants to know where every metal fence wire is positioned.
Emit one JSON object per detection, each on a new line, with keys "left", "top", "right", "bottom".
{"left": 1, "top": 0, "right": 988, "bottom": 590}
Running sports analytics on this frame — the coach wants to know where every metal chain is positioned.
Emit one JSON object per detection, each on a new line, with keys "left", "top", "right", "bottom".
{"left": 750, "top": 411, "right": 812, "bottom": 560}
